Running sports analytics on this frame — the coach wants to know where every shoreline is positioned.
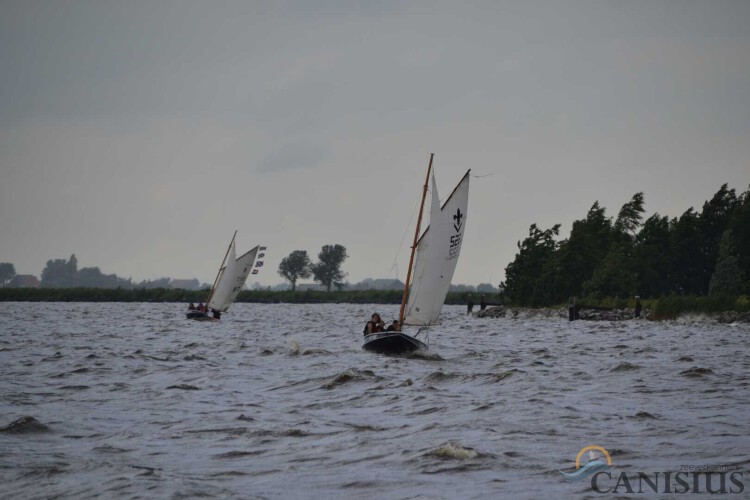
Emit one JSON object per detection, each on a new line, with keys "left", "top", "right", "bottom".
{"left": 474, "top": 305, "right": 750, "bottom": 324}
{"left": 1, "top": 289, "right": 748, "bottom": 323}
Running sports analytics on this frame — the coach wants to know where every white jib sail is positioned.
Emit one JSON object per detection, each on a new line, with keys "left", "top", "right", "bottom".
{"left": 208, "top": 242, "right": 260, "bottom": 312}
{"left": 404, "top": 169, "right": 470, "bottom": 326}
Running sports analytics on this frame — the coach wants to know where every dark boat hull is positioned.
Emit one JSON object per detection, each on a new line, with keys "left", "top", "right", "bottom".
{"left": 362, "top": 332, "right": 427, "bottom": 355}
{"left": 186, "top": 311, "right": 216, "bottom": 321}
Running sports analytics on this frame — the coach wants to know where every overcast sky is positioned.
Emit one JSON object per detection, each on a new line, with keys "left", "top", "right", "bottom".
{"left": 1, "top": 0, "right": 749, "bottom": 287}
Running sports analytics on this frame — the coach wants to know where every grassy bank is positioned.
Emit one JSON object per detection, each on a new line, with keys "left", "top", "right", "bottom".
{"left": 0, "top": 287, "right": 472, "bottom": 305}
{"left": 651, "top": 295, "right": 750, "bottom": 320}
{"left": 567, "top": 295, "right": 750, "bottom": 320}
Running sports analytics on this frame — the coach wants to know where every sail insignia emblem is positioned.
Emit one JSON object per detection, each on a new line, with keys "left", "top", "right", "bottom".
{"left": 453, "top": 208, "right": 463, "bottom": 232}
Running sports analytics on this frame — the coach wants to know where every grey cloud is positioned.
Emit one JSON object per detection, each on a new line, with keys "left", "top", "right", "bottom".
{"left": 1, "top": 0, "right": 749, "bottom": 286}
{"left": 255, "top": 143, "right": 327, "bottom": 173}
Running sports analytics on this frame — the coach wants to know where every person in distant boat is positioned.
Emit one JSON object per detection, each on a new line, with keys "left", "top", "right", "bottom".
{"left": 467, "top": 294, "right": 474, "bottom": 315}
{"left": 386, "top": 320, "right": 400, "bottom": 332}
{"left": 197, "top": 303, "right": 207, "bottom": 313}
{"left": 364, "top": 313, "right": 385, "bottom": 336}
{"left": 480, "top": 294, "right": 487, "bottom": 310}
{"left": 188, "top": 303, "right": 196, "bottom": 311}
{"left": 211, "top": 309, "right": 221, "bottom": 320}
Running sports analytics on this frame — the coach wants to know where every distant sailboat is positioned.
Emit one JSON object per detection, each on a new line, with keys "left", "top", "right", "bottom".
{"left": 187, "top": 232, "right": 266, "bottom": 321}
{"left": 363, "top": 154, "right": 470, "bottom": 354}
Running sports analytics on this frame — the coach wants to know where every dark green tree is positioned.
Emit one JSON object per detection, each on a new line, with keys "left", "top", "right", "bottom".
{"left": 502, "top": 223, "right": 560, "bottom": 306}
{"left": 75, "top": 267, "right": 133, "bottom": 288}
{"left": 553, "top": 202, "right": 612, "bottom": 302}
{"left": 614, "top": 192, "right": 645, "bottom": 237}
{"left": 311, "top": 244, "right": 348, "bottom": 292}
{"left": 728, "top": 185, "right": 750, "bottom": 289}
{"left": 692, "top": 184, "right": 737, "bottom": 293}
{"left": 709, "top": 230, "right": 744, "bottom": 296}
{"left": 670, "top": 209, "right": 705, "bottom": 295}
{"left": 67, "top": 254, "right": 78, "bottom": 277}
{"left": 41, "top": 254, "right": 78, "bottom": 288}
{"left": 584, "top": 243, "right": 637, "bottom": 299}
{"left": 584, "top": 193, "right": 644, "bottom": 299}
{"left": 501, "top": 184, "right": 749, "bottom": 303}
{"left": 278, "top": 250, "right": 312, "bottom": 291}
{"left": 634, "top": 214, "right": 672, "bottom": 297}
{"left": 41, "top": 259, "right": 65, "bottom": 287}
{"left": 137, "top": 277, "right": 172, "bottom": 289}
{"left": 0, "top": 263, "right": 16, "bottom": 287}
{"left": 699, "top": 184, "right": 738, "bottom": 247}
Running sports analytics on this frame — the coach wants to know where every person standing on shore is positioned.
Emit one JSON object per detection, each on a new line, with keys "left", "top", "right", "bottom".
{"left": 634, "top": 296, "right": 643, "bottom": 318}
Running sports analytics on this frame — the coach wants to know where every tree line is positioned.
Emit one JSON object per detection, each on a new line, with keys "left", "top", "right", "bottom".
{"left": 501, "top": 184, "right": 750, "bottom": 306}
{"left": 0, "top": 255, "right": 204, "bottom": 290}
{"left": 0, "top": 287, "right": 473, "bottom": 305}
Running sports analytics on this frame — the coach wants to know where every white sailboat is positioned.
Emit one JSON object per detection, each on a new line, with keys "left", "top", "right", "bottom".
{"left": 363, "top": 154, "right": 470, "bottom": 354}
{"left": 187, "top": 232, "right": 266, "bottom": 321}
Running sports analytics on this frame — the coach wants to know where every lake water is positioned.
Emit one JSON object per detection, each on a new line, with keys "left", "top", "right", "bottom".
{"left": 1, "top": 302, "right": 749, "bottom": 498}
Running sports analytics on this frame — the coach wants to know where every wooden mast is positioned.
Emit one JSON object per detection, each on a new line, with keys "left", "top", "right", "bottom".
{"left": 206, "top": 230, "right": 237, "bottom": 307}
{"left": 399, "top": 154, "right": 433, "bottom": 325}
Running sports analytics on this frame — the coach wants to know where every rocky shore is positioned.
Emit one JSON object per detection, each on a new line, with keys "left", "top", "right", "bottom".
{"left": 474, "top": 306, "right": 750, "bottom": 323}
{"left": 474, "top": 305, "right": 644, "bottom": 321}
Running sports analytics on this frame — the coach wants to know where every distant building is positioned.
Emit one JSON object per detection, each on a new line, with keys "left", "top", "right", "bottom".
{"left": 9, "top": 275, "right": 40, "bottom": 288}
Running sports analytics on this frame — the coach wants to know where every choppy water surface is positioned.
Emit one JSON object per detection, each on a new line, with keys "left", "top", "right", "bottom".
{"left": 1, "top": 302, "right": 749, "bottom": 498}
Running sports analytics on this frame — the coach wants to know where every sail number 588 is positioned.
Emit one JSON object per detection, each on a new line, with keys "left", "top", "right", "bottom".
{"left": 448, "top": 233, "right": 462, "bottom": 260}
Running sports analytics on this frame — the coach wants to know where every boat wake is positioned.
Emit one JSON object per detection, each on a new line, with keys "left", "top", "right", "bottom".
{"left": 403, "top": 350, "right": 443, "bottom": 361}
{"left": 321, "top": 368, "right": 379, "bottom": 390}
{"left": 427, "top": 442, "right": 479, "bottom": 460}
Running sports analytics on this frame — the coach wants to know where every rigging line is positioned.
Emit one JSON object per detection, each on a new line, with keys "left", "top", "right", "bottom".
{"left": 472, "top": 173, "right": 495, "bottom": 178}
{"left": 390, "top": 190, "right": 425, "bottom": 278}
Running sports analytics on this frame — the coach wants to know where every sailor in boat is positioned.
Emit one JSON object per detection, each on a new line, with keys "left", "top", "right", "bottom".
{"left": 363, "top": 313, "right": 386, "bottom": 336}
{"left": 188, "top": 303, "right": 196, "bottom": 311}
{"left": 211, "top": 309, "right": 221, "bottom": 320}
{"left": 386, "top": 320, "right": 401, "bottom": 332}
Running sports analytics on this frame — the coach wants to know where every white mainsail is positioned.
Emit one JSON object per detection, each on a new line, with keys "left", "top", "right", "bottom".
{"left": 403, "top": 169, "right": 470, "bottom": 326}
{"left": 207, "top": 241, "right": 261, "bottom": 312}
